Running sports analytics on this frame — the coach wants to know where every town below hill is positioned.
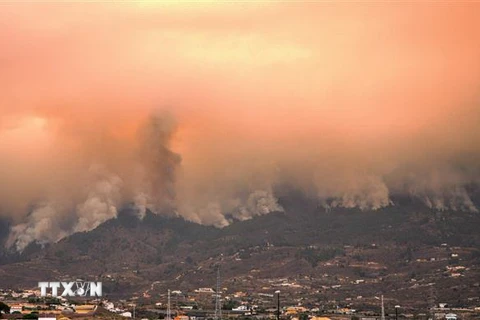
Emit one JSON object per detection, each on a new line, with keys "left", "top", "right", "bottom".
{"left": 1, "top": 195, "right": 480, "bottom": 319}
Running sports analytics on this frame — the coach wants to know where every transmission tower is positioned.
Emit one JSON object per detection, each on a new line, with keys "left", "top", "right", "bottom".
{"left": 214, "top": 266, "right": 222, "bottom": 320}
{"left": 167, "top": 289, "right": 171, "bottom": 320}
{"left": 428, "top": 285, "right": 437, "bottom": 320}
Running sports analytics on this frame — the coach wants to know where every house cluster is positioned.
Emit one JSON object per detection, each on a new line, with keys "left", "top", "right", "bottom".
{"left": 0, "top": 289, "right": 98, "bottom": 317}
{"left": 3, "top": 285, "right": 480, "bottom": 320}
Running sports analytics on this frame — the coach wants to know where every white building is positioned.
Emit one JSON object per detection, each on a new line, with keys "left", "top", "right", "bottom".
{"left": 446, "top": 314, "right": 457, "bottom": 320}
{"left": 233, "top": 305, "right": 249, "bottom": 311}
{"left": 195, "top": 288, "right": 215, "bottom": 293}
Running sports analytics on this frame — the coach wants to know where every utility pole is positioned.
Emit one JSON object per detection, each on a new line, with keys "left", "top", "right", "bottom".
{"left": 428, "top": 285, "right": 437, "bottom": 320}
{"left": 167, "top": 289, "right": 171, "bottom": 320}
{"left": 381, "top": 295, "right": 385, "bottom": 320}
{"left": 215, "top": 266, "right": 222, "bottom": 320}
{"left": 275, "top": 290, "right": 281, "bottom": 320}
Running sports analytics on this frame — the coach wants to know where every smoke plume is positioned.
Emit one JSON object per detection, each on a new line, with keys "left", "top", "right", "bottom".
{"left": 1, "top": 2, "right": 480, "bottom": 250}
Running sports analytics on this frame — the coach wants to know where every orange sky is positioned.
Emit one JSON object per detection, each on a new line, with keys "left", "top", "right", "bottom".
{"left": 1, "top": 2, "right": 480, "bottom": 250}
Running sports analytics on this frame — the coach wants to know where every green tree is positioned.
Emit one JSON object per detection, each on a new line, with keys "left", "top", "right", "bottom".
{"left": 0, "top": 301, "right": 10, "bottom": 313}
{"left": 223, "top": 300, "right": 239, "bottom": 310}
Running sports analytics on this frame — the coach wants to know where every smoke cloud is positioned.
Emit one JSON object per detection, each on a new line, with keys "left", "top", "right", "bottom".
{"left": 1, "top": 2, "right": 480, "bottom": 251}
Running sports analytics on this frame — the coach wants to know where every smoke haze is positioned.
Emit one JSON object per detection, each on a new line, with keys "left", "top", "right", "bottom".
{"left": 1, "top": 2, "right": 480, "bottom": 250}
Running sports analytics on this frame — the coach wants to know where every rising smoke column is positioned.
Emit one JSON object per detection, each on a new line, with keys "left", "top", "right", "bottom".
{"left": 5, "top": 113, "right": 183, "bottom": 251}
{"left": 133, "top": 113, "right": 182, "bottom": 218}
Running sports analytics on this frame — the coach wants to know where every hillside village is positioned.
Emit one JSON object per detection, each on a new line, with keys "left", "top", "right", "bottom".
{"left": 1, "top": 285, "right": 480, "bottom": 320}
{"left": 1, "top": 239, "right": 480, "bottom": 320}
{"left": 1, "top": 208, "right": 479, "bottom": 320}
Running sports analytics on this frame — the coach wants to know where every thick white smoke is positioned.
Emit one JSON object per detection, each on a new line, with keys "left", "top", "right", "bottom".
{"left": 314, "top": 171, "right": 392, "bottom": 211}
{"left": 74, "top": 165, "right": 123, "bottom": 233}
{"left": 7, "top": 203, "right": 69, "bottom": 252}
{"left": 235, "top": 189, "right": 284, "bottom": 220}
{"left": 4, "top": 114, "right": 186, "bottom": 251}
{"left": 2, "top": 2, "right": 480, "bottom": 251}
{"left": 398, "top": 166, "right": 479, "bottom": 213}
{"left": 4, "top": 111, "right": 480, "bottom": 252}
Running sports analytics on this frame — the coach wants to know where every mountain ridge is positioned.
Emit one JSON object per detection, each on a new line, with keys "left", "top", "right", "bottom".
{"left": 1, "top": 197, "right": 479, "bottom": 307}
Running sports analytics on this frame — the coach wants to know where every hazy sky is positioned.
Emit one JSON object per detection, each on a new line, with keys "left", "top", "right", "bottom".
{"left": 1, "top": 2, "right": 480, "bottom": 250}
